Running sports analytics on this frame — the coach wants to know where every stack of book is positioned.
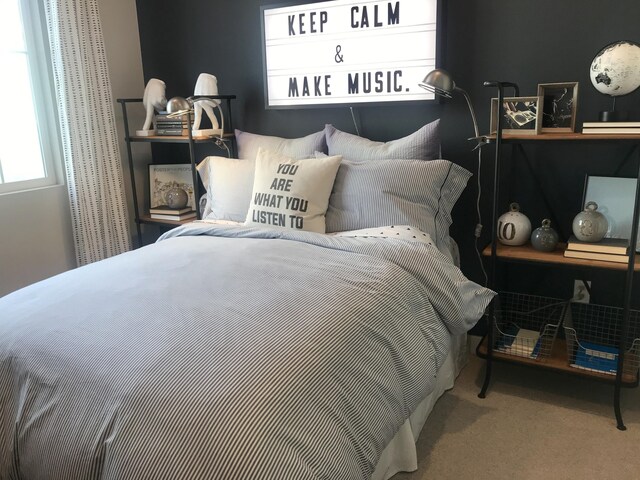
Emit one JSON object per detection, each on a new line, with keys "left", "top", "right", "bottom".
{"left": 154, "top": 112, "right": 189, "bottom": 136}
{"left": 582, "top": 121, "right": 640, "bottom": 135}
{"left": 149, "top": 205, "right": 196, "bottom": 221}
{"left": 563, "top": 235, "right": 630, "bottom": 263}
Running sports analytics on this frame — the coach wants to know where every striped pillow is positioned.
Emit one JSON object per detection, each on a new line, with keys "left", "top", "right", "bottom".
{"left": 325, "top": 159, "right": 471, "bottom": 259}
{"left": 235, "top": 129, "right": 327, "bottom": 161}
{"left": 325, "top": 121, "right": 440, "bottom": 161}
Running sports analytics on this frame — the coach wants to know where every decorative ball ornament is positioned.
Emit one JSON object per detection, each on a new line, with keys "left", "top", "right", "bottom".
{"left": 530, "top": 219, "right": 559, "bottom": 252}
{"left": 572, "top": 201, "right": 609, "bottom": 242}
{"left": 497, "top": 203, "right": 532, "bottom": 246}
{"left": 165, "top": 187, "right": 189, "bottom": 209}
{"left": 590, "top": 40, "right": 640, "bottom": 97}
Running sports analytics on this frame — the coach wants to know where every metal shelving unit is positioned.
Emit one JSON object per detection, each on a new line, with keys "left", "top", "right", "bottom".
{"left": 117, "top": 95, "right": 236, "bottom": 247}
{"left": 477, "top": 103, "right": 640, "bottom": 429}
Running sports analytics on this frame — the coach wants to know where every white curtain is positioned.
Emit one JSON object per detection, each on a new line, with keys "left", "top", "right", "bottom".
{"left": 44, "top": 0, "right": 131, "bottom": 266}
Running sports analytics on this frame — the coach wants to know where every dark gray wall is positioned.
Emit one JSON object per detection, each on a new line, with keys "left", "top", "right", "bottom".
{"left": 135, "top": 0, "right": 640, "bottom": 308}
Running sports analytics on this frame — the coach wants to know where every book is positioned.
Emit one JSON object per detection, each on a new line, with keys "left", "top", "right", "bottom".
{"left": 149, "top": 211, "right": 196, "bottom": 221}
{"left": 149, "top": 205, "right": 193, "bottom": 215}
{"left": 156, "top": 128, "right": 189, "bottom": 136}
{"left": 495, "top": 324, "right": 540, "bottom": 357}
{"left": 583, "top": 121, "right": 640, "bottom": 128}
{"left": 530, "top": 337, "right": 543, "bottom": 359}
{"left": 563, "top": 249, "right": 629, "bottom": 263}
{"left": 582, "top": 127, "right": 640, "bottom": 134}
{"left": 571, "top": 341, "right": 618, "bottom": 375}
{"left": 494, "top": 323, "right": 519, "bottom": 350}
{"left": 155, "top": 121, "right": 189, "bottom": 127}
{"left": 566, "top": 235, "right": 629, "bottom": 255}
{"left": 155, "top": 113, "right": 189, "bottom": 122}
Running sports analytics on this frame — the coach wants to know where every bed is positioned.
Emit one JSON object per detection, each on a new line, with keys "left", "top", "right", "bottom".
{"left": 0, "top": 123, "right": 494, "bottom": 479}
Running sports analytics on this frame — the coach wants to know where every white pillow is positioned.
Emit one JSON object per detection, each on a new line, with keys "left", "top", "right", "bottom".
{"left": 197, "top": 156, "right": 255, "bottom": 222}
{"left": 244, "top": 148, "right": 342, "bottom": 233}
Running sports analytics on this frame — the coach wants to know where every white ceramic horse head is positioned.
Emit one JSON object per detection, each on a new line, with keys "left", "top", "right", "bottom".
{"left": 192, "top": 73, "right": 222, "bottom": 133}
{"left": 140, "top": 78, "right": 167, "bottom": 132}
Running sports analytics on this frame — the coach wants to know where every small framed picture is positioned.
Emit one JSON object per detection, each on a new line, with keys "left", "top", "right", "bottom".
{"left": 490, "top": 96, "right": 542, "bottom": 135}
{"left": 537, "top": 82, "right": 579, "bottom": 133}
{"left": 148, "top": 164, "right": 196, "bottom": 209}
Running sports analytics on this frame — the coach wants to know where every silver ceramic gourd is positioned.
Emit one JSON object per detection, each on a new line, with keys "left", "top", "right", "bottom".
{"left": 497, "top": 202, "right": 532, "bottom": 246}
{"left": 165, "top": 187, "right": 189, "bottom": 209}
{"left": 572, "top": 201, "right": 608, "bottom": 242}
{"left": 530, "top": 218, "right": 559, "bottom": 252}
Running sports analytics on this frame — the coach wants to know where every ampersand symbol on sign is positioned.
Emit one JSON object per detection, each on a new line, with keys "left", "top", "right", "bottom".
{"left": 335, "top": 45, "right": 344, "bottom": 63}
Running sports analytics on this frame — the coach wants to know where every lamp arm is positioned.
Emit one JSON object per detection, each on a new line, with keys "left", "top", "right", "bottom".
{"left": 455, "top": 86, "right": 480, "bottom": 139}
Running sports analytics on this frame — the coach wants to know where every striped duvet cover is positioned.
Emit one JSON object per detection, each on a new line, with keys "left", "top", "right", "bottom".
{"left": 0, "top": 224, "right": 494, "bottom": 479}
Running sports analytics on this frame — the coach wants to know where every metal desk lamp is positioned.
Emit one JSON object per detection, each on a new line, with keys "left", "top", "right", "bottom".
{"left": 419, "top": 68, "right": 480, "bottom": 141}
{"left": 419, "top": 68, "right": 487, "bottom": 287}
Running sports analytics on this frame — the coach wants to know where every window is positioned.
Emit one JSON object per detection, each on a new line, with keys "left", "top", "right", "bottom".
{"left": 0, "top": 0, "right": 61, "bottom": 194}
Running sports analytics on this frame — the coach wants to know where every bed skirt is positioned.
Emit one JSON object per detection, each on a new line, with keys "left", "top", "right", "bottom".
{"left": 372, "top": 333, "right": 468, "bottom": 480}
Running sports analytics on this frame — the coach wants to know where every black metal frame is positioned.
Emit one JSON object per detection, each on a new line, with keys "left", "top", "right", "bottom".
{"left": 478, "top": 80, "right": 519, "bottom": 400}
{"left": 477, "top": 82, "right": 640, "bottom": 430}
{"left": 117, "top": 96, "right": 236, "bottom": 248}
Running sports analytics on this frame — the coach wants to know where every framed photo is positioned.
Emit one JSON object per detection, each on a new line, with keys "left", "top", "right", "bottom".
{"left": 148, "top": 164, "right": 196, "bottom": 210}
{"left": 582, "top": 175, "right": 640, "bottom": 252}
{"left": 490, "top": 96, "right": 542, "bottom": 135}
{"left": 537, "top": 82, "right": 579, "bottom": 133}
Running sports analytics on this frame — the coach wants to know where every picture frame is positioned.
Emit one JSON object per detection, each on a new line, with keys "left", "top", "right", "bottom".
{"left": 148, "top": 164, "right": 196, "bottom": 210}
{"left": 582, "top": 175, "right": 640, "bottom": 252}
{"left": 490, "top": 96, "right": 542, "bottom": 135}
{"left": 537, "top": 82, "right": 579, "bottom": 133}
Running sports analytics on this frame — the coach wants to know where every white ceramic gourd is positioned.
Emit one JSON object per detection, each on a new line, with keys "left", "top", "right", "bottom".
{"left": 572, "top": 201, "right": 609, "bottom": 242}
{"left": 497, "top": 202, "right": 532, "bottom": 246}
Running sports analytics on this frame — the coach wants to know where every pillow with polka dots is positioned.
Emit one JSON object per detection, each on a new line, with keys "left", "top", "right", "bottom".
{"left": 330, "top": 225, "right": 437, "bottom": 247}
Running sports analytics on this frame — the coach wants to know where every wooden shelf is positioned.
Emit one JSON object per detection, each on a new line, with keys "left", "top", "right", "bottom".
{"left": 138, "top": 214, "right": 197, "bottom": 227}
{"left": 476, "top": 336, "right": 638, "bottom": 386}
{"left": 128, "top": 133, "right": 234, "bottom": 144}
{"left": 482, "top": 132, "right": 640, "bottom": 143}
{"left": 482, "top": 243, "right": 640, "bottom": 271}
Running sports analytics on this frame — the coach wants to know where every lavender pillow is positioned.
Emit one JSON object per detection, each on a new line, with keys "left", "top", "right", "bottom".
{"left": 324, "top": 120, "right": 440, "bottom": 161}
{"left": 235, "top": 129, "right": 326, "bottom": 161}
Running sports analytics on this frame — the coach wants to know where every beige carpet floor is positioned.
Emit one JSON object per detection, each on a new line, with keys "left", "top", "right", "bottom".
{"left": 396, "top": 338, "right": 640, "bottom": 480}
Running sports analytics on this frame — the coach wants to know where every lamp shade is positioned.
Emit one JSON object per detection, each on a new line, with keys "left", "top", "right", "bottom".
{"left": 166, "top": 96, "right": 192, "bottom": 116}
{"left": 419, "top": 69, "right": 456, "bottom": 98}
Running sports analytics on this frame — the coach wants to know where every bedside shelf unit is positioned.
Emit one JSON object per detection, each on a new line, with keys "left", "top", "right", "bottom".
{"left": 479, "top": 131, "right": 640, "bottom": 430}
{"left": 117, "top": 96, "right": 236, "bottom": 247}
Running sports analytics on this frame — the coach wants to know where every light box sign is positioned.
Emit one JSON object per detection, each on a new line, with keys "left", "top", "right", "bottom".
{"left": 261, "top": 0, "right": 439, "bottom": 108}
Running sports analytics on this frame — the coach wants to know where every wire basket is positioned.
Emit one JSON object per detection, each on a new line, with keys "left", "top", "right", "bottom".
{"left": 564, "top": 302, "right": 640, "bottom": 379}
{"left": 492, "top": 292, "right": 567, "bottom": 361}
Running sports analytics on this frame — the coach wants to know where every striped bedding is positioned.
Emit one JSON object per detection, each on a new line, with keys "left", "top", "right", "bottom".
{"left": 0, "top": 223, "right": 493, "bottom": 479}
